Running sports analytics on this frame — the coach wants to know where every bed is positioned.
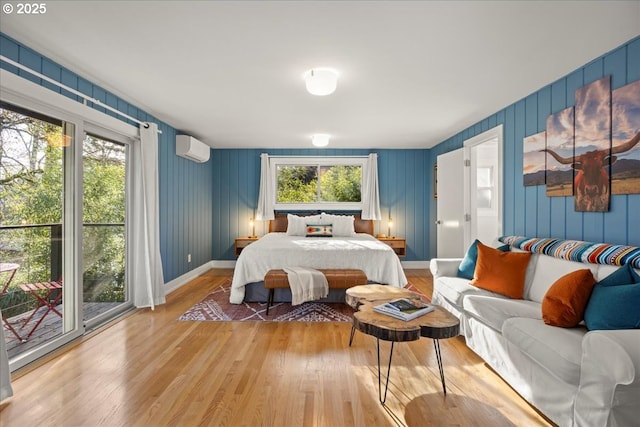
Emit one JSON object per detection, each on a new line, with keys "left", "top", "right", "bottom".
{"left": 229, "top": 213, "right": 408, "bottom": 304}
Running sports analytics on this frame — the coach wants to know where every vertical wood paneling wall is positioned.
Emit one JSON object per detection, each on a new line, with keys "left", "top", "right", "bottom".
{"left": 0, "top": 34, "right": 213, "bottom": 282}
{"left": 429, "top": 36, "right": 640, "bottom": 257}
{"left": 211, "top": 149, "right": 430, "bottom": 261}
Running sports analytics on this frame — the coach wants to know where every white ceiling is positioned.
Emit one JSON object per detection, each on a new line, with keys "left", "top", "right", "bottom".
{"left": 2, "top": 1, "right": 639, "bottom": 149}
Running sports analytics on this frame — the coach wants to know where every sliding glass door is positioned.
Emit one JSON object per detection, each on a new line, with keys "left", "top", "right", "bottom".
{"left": 82, "top": 133, "right": 130, "bottom": 328}
{"left": 0, "top": 102, "right": 81, "bottom": 364}
{"left": 1, "top": 103, "right": 132, "bottom": 368}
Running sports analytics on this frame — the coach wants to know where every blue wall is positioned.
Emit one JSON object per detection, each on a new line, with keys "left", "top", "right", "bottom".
{"left": 0, "top": 33, "right": 213, "bottom": 282}
{"left": 429, "top": 36, "right": 640, "bottom": 256}
{"left": 211, "top": 149, "right": 430, "bottom": 261}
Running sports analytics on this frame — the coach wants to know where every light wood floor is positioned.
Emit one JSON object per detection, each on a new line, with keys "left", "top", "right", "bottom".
{"left": 1, "top": 269, "right": 552, "bottom": 427}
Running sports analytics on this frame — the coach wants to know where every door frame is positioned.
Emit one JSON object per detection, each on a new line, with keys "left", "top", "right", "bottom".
{"left": 1, "top": 70, "right": 137, "bottom": 371}
{"left": 463, "top": 125, "right": 504, "bottom": 248}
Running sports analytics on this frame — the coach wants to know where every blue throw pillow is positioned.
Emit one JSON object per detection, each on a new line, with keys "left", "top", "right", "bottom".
{"left": 598, "top": 263, "right": 640, "bottom": 287}
{"left": 584, "top": 281, "right": 640, "bottom": 330}
{"left": 457, "top": 239, "right": 509, "bottom": 280}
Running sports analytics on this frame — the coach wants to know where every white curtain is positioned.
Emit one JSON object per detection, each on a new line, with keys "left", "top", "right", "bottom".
{"left": 361, "top": 153, "right": 382, "bottom": 220}
{"left": 131, "top": 122, "right": 165, "bottom": 309}
{"left": 0, "top": 308, "right": 13, "bottom": 401}
{"left": 255, "top": 153, "right": 275, "bottom": 220}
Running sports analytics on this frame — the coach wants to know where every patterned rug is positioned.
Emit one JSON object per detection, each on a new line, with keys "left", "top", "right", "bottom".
{"left": 178, "top": 279, "right": 424, "bottom": 322}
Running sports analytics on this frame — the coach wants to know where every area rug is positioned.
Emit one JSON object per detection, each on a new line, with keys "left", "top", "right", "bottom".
{"left": 178, "top": 279, "right": 425, "bottom": 322}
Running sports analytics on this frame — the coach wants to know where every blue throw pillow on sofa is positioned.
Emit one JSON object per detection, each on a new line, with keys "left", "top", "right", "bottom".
{"left": 457, "top": 239, "right": 509, "bottom": 280}
{"left": 598, "top": 263, "right": 640, "bottom": 286}
{"left": 584, "top": 281, "right": 640, "bottom": 330}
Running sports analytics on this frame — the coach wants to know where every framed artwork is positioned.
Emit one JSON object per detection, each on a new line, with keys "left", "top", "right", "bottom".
{"left": 611, "top": 80, "right": 640, "bottom": 195}
{"left": 574, "top": 76, "right": 611, "bottom": 212}
{"left": 545, "top": 107, "right": 574, "bottom": 197}
{"left": 523, "top": 131, "right": 546, "bottom": 186}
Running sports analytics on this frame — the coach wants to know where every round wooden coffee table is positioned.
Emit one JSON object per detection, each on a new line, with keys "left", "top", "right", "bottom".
{"left": 346, "top": 285, "right": 460, "bottom": 403}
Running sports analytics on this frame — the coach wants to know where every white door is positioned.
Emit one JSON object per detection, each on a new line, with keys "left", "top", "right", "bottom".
{"left": 436, "top": 148, "right": 465, "bottom": 257}
{"left": 463, "top": 125, "right": 503, "bottom": 248}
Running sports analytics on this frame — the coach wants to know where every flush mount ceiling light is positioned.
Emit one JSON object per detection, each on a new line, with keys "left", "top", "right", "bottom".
{"left": 304, "top": 68, "right": 338, "bottom": 96}
{"left": 311, "top": 134, "right": 330, "bottom": 147}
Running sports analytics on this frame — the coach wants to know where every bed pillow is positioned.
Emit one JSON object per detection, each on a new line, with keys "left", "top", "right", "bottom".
{"left": 320, "top": 213, "right": 355, "bottom": 236}
{"left": 286, "top": 214, "right": 321, "bottom": 236}
{"left": 457, "top": 239, "right": 510, "bottom": 280}
{"left": 471, "top": 242, "right": 531, "bottom": 299}
{"left": 306, "top": 224, "right": 333, "bottom": 237}
{"left": 541, "top": 269, "right": 596, "bottom": 327}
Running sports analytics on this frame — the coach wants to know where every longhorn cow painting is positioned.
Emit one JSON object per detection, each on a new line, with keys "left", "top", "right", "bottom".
{"left": 531, "top": 76, "right": 640, "bottom": 212}
{"left": 544, "top": 107, "right": 574, "bottom": 197}
{"left": 549, "top": 77, "right": 611, "bottom": 212}
{"left": 523, "top": 131, "right": 546, "bottom": 186}
{"left": 612, "top": 80, "right": 640, "bottom": 195}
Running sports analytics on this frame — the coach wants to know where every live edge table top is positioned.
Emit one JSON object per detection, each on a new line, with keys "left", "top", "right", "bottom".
{"left": 346, "top": 284, "right": 460, "bottom": 343}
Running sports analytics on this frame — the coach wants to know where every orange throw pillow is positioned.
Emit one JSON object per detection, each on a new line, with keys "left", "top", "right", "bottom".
{"left": 471, "top": 242, "right": 532, "bottom": 299}
{"left": 542, "top": 269, "right": 596, "bottom": 327}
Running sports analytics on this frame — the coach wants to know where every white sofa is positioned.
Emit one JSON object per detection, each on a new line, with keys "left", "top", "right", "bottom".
{"left": 430, "top": 251, "right": 640, "bottom": 427}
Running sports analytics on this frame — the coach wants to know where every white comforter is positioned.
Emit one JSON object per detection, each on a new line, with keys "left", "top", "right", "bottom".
{"left": 230, "top": 233, "right": 408, "bottom": 304}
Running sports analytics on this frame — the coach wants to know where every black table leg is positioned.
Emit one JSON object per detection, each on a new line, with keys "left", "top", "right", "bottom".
{"left": 377, "top": 338, "right": 395, "bottom": 404}
{"left": 433, "top": 338, "right": 447, "bottom": 395}
{"left": 349, "top": 322, "right": 356, "bottom": 346}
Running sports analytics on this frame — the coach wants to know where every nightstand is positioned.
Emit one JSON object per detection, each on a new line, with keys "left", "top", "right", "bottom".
{"left": 377, "top": 237, "right": 406, "bottom": 257}
{"left": 235, "top": 236, "right": 258, "bottom": 257}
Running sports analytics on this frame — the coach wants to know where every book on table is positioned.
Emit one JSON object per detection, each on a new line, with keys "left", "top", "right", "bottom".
{"left": 373, "top": 298, "right": 435, "bottom": 321}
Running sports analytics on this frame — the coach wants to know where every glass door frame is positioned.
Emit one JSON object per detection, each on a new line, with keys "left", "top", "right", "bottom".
{"left": 82, "top": 124, "right": 134, "bottom": 332}
{"left": 2, "top": 71, "right": 138, "bottom": 371}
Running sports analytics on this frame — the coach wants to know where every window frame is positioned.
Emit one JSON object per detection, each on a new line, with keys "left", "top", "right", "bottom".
{"left": 270, "top": 156, "right": 368, "bottom": 211}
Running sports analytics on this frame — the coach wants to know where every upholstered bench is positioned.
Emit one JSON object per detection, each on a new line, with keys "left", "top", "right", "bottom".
{"left": 264, "top": 269, "right": 367, "bottom": 315}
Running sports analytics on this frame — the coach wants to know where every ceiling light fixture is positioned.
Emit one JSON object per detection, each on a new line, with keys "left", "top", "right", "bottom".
{"left": 304, "top": 68, "right": 338, "bottom": 96}
{"left": 311, "top": 134, "right": 330, "bottom": 147}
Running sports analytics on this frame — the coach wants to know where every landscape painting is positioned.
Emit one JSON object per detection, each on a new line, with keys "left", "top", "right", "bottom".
{"left": 573, "top": 76, "right": 611, "bottom": 211}
{"left": 544, "top": 107, "right": 574, "bottom": 197}
{"left": 611, "top": 79, "right": 640, "bottom": 195}
{"left": 523, "top": 131, "right": 546, "bottom": 186}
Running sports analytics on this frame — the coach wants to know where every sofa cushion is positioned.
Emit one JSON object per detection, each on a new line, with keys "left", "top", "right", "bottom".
{"left": 457, "top": 239, "right": 509, "bottom": 280}
{"left": 541, "top": 269, "right": 596, "bottom": 327}
{"left": 526, "top": 255, "right": 599, "bottom": 303}
{"left": 502, "top": 317, "right": 585, "bottom": 385}
{"left": 463, "top": 295, "right": 541, "bottom": 332}
{"left": 471, "top": 242, "right": 532, "bottom": 299}
{"left": 434, "top": 276, "right": 503, "bottom": 307}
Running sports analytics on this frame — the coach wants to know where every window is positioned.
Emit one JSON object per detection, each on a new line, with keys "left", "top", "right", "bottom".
{"left": 271, "top": 157, "right": 366, "bottom": 210}
{"left": 476, "top": 166, "right": 493, "bottom": 209}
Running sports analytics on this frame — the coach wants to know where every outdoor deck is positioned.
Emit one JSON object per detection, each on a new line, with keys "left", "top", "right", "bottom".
{"left": 4, "top": 302, "right": 121, "bottom": 359}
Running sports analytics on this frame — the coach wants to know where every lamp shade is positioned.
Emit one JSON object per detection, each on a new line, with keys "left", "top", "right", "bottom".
{"left": 311, "top": 134, "right": 329, "bottom": 147}
{"left": 304, "top": 68, "right": 338, "bottom": 96}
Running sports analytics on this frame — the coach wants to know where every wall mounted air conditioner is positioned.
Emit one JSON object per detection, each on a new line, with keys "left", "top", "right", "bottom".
{"left": 176, "top": 135, "right": 210, "bottom": 163}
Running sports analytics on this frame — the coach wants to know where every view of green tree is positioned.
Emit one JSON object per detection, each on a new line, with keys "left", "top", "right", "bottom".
{"left": 277, "top": 165, "right": 318, "bottom": 202}
{"left": 276, "top": 163, "right": 362, "bottom": 204}
{"left": 320, "top": 165, "right": 361, "bottom": 202}
{"left": 0, "top": 107, "right": 126, "bottom": 317}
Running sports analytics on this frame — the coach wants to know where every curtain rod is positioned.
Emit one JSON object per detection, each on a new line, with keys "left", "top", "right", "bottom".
{"left": 265, "top": 155, "right": 370, "bottom": 158}
{"left": 0, "top": 55, "right": 161, "bottom": 134}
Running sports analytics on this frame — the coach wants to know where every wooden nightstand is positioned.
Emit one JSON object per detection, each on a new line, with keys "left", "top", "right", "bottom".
{"left": 235, "top": 236, "right": 258, "bottom": 257}
{"left": 377, "top": 237, "right": 406, "bottom": 257}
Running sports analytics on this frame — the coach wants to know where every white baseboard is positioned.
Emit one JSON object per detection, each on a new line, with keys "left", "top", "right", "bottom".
{"left": 401, "top": 260, "right": 430, "bottom": 269}
{"left": 164, "top": 261, "right": 216, "bottom": 295}
{"left": 211, "top": 260, "right": 237, "bottom": 268}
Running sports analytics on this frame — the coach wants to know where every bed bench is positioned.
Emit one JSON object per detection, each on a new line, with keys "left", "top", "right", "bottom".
{"left": 264, "top": 269, "right": 367, "bottom": 315}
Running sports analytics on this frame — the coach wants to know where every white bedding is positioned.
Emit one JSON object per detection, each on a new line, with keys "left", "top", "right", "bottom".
{"left": 230, "top": 232, "right": 408, "bottom": 304}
